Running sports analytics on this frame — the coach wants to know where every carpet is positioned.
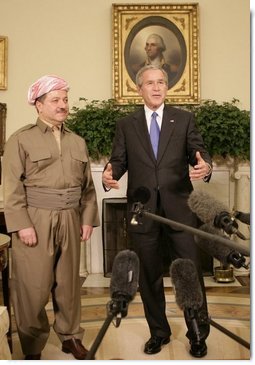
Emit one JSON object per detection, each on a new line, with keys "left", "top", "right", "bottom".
{"left": 10, "top": 292, "right": 250, "bottom": 361}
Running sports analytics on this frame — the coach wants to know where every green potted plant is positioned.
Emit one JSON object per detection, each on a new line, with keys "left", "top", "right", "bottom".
{"left": 66, "top": 98, "right": 250, "bottom": 164}
{"left": 66, "top": 98, "right": 136, "bottom": 162}
{"left": 186, "top": 98, "right": 250, "bottom": 164}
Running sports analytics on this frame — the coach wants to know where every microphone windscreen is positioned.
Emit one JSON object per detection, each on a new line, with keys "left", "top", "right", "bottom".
{"left": 132, "top": 186, "right": 151, "bottom": 204}
{"left": 110, "top": 250, "right": 139, "bottom": 302}
{"left": 188, "top": 190, "right": 229, "bottom": 223}
{"left": 195, "top": 223, "right": 232, "bottom": 266}
{"left": 170, "top": 258, "right": 203, "bottom": 311}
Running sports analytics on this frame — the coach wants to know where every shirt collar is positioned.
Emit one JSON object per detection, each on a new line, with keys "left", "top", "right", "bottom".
{"left": 37, "top": 118, "right": 67, "bottom": 133}
{"left": 144, "top": 103, "right": 164, "bottom": 128}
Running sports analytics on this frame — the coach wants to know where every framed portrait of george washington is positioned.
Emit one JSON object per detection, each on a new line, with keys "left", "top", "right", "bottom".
{"left": 112, "top": 3, "right": 200, "bottom": 104}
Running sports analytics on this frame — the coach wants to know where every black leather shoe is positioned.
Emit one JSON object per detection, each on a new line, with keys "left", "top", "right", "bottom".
{"left": 144, "top": 335, "right": 170, "bottom": 354}
{"left": 190, "top": 340, "right": 207, "bottom": 358}
{"left": 62, "top": 338, "right": 90, "bottom": 360}
{"left": 24, "top": 353, "right": 41, "bottom": 360}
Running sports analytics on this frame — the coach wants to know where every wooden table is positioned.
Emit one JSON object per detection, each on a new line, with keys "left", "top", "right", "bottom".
{"left": 0, "top": 233, "right": 12, "bottom": 353}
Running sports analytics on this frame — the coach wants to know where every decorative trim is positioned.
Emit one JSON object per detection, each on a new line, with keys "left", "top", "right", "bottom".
{"left": 112, "top": 3, "right": 200, "bottom": 104}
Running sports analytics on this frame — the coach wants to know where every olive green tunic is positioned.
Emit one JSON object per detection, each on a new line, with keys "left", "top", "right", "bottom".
{"left": 2, "top": 119, "right": 100, "bottom": 354}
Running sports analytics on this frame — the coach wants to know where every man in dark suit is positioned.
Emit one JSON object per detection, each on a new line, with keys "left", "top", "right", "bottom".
{"left": 102, "top": 65, "right": 212, "bottom": 358}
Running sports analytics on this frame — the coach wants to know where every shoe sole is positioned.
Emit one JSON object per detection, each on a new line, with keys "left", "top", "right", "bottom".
{"left": 62, "top": 347, "right": 87, "bottom": 360}
{"left": 24, "top": 355, "right": 41, "bottom": 360}
{"left": 144, "top": 338, "right": 170, "bottom": 355}
{"left": 190, "top": 348, "right": 207, "bottom": 358}
{"left": 62, "top": 347, "right": 71, "bottom": 354}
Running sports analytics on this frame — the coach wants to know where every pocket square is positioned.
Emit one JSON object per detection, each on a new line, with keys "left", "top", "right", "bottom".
{"left": 169, "top": 119, "right": 175, "bottom": 123}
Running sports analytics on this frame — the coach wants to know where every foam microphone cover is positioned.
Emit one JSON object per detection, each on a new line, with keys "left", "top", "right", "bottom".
{"left": 132, "top": 186, "right": 151, "bottom": 204}
{"left": 170, "top": 258, "right": 203, "bottom": 311}
{"left": 188, "top": 190, "right": 229, "bottom": 223}
{"left": 110, "top": 250, "right": 139, "bottom": 302}
{"left": 195, "top": 223, "right": 232, "bottom": 266}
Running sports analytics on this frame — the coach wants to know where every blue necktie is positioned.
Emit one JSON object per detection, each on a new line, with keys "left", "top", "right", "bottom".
{"left": 150, "top": 112, "right": 160, "bottom": 158}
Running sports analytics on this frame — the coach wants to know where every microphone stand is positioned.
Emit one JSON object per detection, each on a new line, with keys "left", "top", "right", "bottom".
{"left": 186, "top": 308, "right": 201, "bottom": 344}
{"left": 132, "top": 202, "right": 250, "bottom": 350}
{"left": 209, "top": 318, "right": 250, "bottom": 349}
{"left": 85, "top": 297, "right": 128, "bottom": 360}
{"left": 131, "top": 202, "right": 250, "bottom": 256}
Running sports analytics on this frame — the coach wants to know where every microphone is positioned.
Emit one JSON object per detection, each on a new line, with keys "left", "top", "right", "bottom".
{"left": 170, "top": 259, "right": 251, "bottom": 352}
{"left": 195, "top": 223, "right": 249, "bottom": 269}
{"left": 131, "top": 186, "right": 151, "bottom": 225}
{"left": 109, "top": 249, "right": 139, "bottom": 320}
{"left": 233, "top": 211, "right": 250, "bottom": 225}
{"left": 85, "top": 250, "right": 139, "bottom": 360}
{"left": 170, "top": 258, "right": 203, "bottom": 344}
{"left": 129, "top": 187, "right": 249, "bottom": 255}
{"left": 188, "top": 190, "right": 246, "bottom": 240}
{"left": 132, "top": 186, "right": 151, "bottom": 204}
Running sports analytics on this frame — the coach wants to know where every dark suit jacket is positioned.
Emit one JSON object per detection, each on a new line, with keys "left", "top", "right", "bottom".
{"left": 109, "top": 105, "right": 212, "bottom": 233}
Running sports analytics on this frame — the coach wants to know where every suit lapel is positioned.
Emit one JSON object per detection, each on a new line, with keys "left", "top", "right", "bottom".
{"left": 157, "top": 106, "right": 177, "bottom": 163}
{"left": 131, "top": 106, "right": 177, "bottom": 163}
{"left": 132, "top": 109, "right": 156, "bottom": 161}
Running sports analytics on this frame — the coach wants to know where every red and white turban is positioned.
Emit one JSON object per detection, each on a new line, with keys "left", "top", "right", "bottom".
{"left": 28, "top": 75, "right": 69, "bottom": 105}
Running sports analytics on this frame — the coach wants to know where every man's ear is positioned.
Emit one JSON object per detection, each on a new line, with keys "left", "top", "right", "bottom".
{"left": 35, "top": 99, "right": 42, "bottom": 107}
{"left": 35, "top": 99, "right": 42, "bottom": 113}
{"left": 137, "top": 86, "right": 142, "bottom": 96}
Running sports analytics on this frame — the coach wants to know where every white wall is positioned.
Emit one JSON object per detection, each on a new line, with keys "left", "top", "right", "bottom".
{"left": 0, "top": 0, "right": 250, "bottom": 139}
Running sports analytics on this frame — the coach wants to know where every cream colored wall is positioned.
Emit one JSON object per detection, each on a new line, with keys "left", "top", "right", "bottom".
{"left": 0, "top": 0, "right": 250, "bottom": 139}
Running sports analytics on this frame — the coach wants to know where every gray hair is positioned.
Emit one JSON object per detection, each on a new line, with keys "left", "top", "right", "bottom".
{"left": 146, "top": 34, "right": 166, "bottom": 52}
{"left": 136, "top": 65, "right": 168, "bottom": 88}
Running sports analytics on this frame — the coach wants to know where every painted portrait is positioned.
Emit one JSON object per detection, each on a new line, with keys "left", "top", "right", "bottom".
{"left": 112, "top": 4, "right": 200, "bottom": 104}
{"left": 124, "top": 16, "right": 187, "bottom": 90}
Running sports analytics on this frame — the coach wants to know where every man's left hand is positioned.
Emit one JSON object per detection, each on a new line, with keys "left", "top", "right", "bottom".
{"left": 189, "top": 151, "right": 211, "bottom": 181}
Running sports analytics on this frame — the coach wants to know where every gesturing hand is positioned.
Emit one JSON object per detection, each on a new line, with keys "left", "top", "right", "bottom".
{"left": 102, "top": 163, "right": 119, "bottom": 189}
{"left": 189, "top": 151, "right": 211, "bottom": 181}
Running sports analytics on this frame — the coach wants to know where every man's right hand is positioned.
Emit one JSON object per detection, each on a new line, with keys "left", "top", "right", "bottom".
{"left": 102, "top": 163, "right": 119, "bottom": 189}
{"left": 18, "top": 227, "right": 37, "bottom": 246}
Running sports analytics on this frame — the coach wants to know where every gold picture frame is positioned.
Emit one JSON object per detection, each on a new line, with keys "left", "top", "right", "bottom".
{"left": 0, "top": 36, "right": 8, "bottom": 90}
{"left": 112, "top": 3, "right": 200, "bottom": 104}
{"left": 0, "top": 103, "right": 6, "bottom": 157}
